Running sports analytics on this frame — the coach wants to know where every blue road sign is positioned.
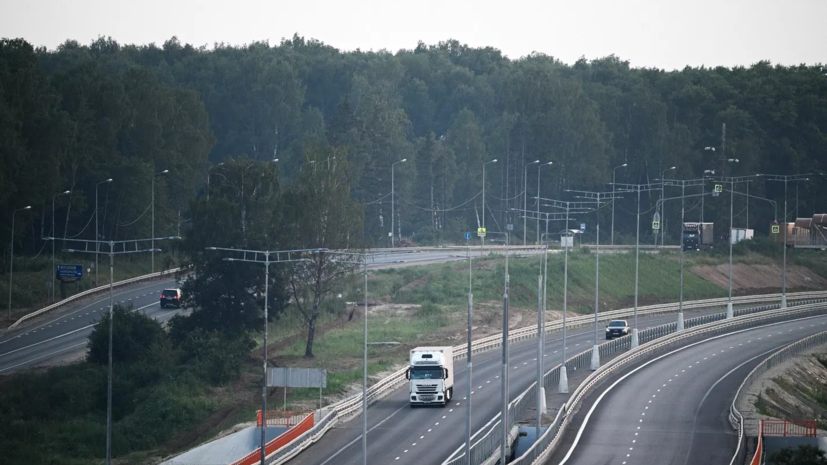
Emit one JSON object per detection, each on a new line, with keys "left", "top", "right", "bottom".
{"left": 465, "top": 232, "right": 472, "bottom": 240}
{"left": 580, "top": 223, "right": 586, "bottom": 232}
{"left": 56, "top": 264, "right": 83, "bottom": 279}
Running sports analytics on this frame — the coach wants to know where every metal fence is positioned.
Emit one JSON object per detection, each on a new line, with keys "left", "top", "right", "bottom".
{"left": 728, "top": 329, "right": 827, "bottom": 465}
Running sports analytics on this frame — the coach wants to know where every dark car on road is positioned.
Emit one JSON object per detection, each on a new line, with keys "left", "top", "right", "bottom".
{"left": 605, "top": 320, "right": 630, "bottom": 339}
{"left": 160, "top": 288, "right": 182, "bottom": 309}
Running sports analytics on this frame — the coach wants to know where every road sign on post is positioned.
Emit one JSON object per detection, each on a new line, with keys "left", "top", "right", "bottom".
{"left": 506, "top": 224, "right": 514, "bottom": 231}
{"left": 477, "top": 227, "right": 486, "bottom": 237}
{"left": 465, "top": 232, "right": 472, "bottom": 240}
{"left": 652, "top": 221, "right": 660, "bottom": 230}
{"left": 56, "top": 264, "right": 83, "bottom": 279}
{"left": 580, "top": 223, "right": 586, "bottom": 232}
{"left": 267, "top": 367, "right": 327, "bottom": 388}
{"left": 772, "top": 225, "right": 780, "bottom": 234}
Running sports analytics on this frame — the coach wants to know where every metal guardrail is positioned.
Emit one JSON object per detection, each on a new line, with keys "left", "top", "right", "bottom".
{"left": 265, "top": 291, "right": 827, "bottom": 465}
{"left": 7, "top": 267, "right": 181, "bottom": 329}
{"left": 523, "top": 301, "right": 827, "bottom": 465}
{"left": 728, "top": 330, "right": 827, "bottom": 465}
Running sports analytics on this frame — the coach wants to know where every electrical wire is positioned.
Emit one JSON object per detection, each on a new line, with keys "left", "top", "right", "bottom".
{"left": 67, "top": 208, "right": 96, "bottom": 238}
{"left": 115, "top": 201, "right": 152, "bottom": 227}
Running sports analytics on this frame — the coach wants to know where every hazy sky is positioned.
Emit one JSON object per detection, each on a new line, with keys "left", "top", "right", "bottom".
{"left": 3, "top": 0, "right": 825, "bottom": 70}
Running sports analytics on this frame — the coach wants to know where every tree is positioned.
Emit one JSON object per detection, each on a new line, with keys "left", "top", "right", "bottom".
{"left": 768, "top": 444, "right": 827, "bottom": 465}
{"left": 282, "top": 142, "right": 364, "bottom": 357}
{"left": 87, "top": 304, "right": 167, "bottom": 365}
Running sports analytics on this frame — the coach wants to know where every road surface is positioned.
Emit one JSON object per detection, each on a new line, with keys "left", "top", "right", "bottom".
{"left": 551, "top": 314, "right": 827, "bottom": 465}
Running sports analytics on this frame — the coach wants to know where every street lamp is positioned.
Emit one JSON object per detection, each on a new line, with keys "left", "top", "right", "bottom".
{"left": 536, "top": 162, "right": 553, "bottom": 244}
{"left": 205, "top": 247, "right": 320, "bottom": 465}
{"left": 391, "top": 159, "right": 407, "bottom": 248}
{"left": 152, "top": 169, "right": 169, "bottom": 273}
{"left": 611, "top": 163, "right": 627, "bottom": 245}
{"left": 481, "top": 159, "right": 497, "bottom": 246}
{"left": 51, "top": 189, "right": 71, "bottom": 301}
{"left": 611, "top": 183, "right": 662, "bottom": 348}
{"left": 95, "top": 179, "right": 113, "bottom": 286}
{"left": 8, "top": 206, "right": 31, "bottom": 320}
{"left": 300, "top": 160, "right": 316, "bottom": 172}
{"left": 761, "top": 173, "right": 811, "bottom": 308}
{"left": 53, "top": 235, "right": 176, "bottom": 465}
{"left": 660, "top": 166, "right": 676, "bottom": 246}
{"left": 523, "top": 160, "right": 539, "bottom": 245}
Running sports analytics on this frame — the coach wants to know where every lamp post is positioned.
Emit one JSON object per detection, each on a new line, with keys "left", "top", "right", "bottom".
{"left": 300, "top": 160, "right": 316, "bottom": 172}
{"left": 566, "top": 190, "right": 618, "bottom": 370}
{"left": 95, "top": 179, "right": 113, "bottom": 286}
{"left": 205, "top": 247, "right": 320, "bottom": 465}
{"left": 540, "top": 198, "right": 597, "bottom": 392}
{"left": 536, "top": 162, "right": 553, "bottom": 244}
{"left": 391, "top": 159, "right": 407, "bottom": 248}
{"left": 611, "top": 183, "right": 662, "bottom": 348}
{"left": 51, "top": 235, "right": 177, "bottom": 465}
{"left": 152, "top": 169, "right": 169, "bottom": 273}
{"left": 465, "top": 244, "right": 473, "bottom": 464}
{"left": 481, "top": 159, "right": 498, "bottom": 246}
{"left": 8, "top": 206, "right": 31, "bottom": 320}
{"left": 51, "top": 189, "right": 71, "bottom": 301}
{"left": 761, "top": 173, "right": 811, "bottom": 308}
{"left": 523, "top": 160, "right": 539, "bottom": 245}
{"left": 660, "top": 166, "right": 676, "bottom": 246}
{"left": 611, "top": 163, "right": 627, "bottom": 245}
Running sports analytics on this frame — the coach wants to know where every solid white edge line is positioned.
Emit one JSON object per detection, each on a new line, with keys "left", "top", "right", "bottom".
{"left": 0, "top": 342, "right": 88, "bottom": 373}
{"left": 318, "top": 404, "right": 408, "bottom": 465}
{"left": 558, "top": 313, "right": 827, "bottom": 464}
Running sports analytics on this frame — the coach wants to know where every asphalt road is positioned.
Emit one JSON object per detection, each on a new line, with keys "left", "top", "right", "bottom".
{"left": 0, "top": 250, "right": 476, "bottom": 374}
{"left": 285, "top": 309, "right": 725, "bottom": 465}
{"left": 551, "top": 314, "right": 827, "bottom": 465}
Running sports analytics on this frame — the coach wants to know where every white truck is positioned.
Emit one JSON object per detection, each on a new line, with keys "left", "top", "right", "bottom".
{"left": 406, "top": 346, "right": 454, "bottom": 407}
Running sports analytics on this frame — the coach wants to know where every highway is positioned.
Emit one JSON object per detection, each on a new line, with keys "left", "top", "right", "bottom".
{"left": 286, "top": 310, "right": 723, "bottom": 465}
{"left": 0, "top": 250, "right": 472, "bottom": 374}
{"left": 551, "top": 314, "right": 827, "bottom": 465}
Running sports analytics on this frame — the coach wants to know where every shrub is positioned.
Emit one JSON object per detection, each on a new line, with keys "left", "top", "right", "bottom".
{"left": 87, "top": 304, "right": 168, "bottom": 366}
{"left": 178, "top": 329, "right": 254, "bottom": 385}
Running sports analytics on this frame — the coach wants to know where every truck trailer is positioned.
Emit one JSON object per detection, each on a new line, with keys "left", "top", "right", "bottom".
{"left": 406, "top": 346, "right": 454, "bottom": 407}
{"left": 683, "top": 222, "right": 714, "bottom": 251}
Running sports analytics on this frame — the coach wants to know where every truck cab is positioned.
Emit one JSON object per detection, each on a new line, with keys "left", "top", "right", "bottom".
{"left": 406, "top": 347, "right": 454, "bottom": 407}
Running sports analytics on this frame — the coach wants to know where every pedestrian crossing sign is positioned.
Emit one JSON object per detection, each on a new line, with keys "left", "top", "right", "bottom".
{"left": 652, "top": 221, "right": 660, "bottom": 230}
{"left": 714, "top": 184, "right": 723, "bottom": 193}
{"left": 477, "top": 227, "right": 486, "bottom": 237}
{"left": 772, "top": 225, "right": 780, "bottom": 234}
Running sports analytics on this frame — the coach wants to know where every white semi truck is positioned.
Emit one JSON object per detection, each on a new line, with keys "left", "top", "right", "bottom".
{"left": 406, "top": 346, "right": 454, "bottom": 407}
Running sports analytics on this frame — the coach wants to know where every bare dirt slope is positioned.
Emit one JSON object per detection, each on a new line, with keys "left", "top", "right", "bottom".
{"left": 692, "top": 263, "right": 827, "bottom": 291}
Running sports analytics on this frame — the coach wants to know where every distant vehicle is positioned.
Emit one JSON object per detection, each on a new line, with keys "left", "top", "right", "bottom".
{"left": 605, "top": 320, "right": 630, "bottom": 339}
{"left": 160, "top": 288, "right": 182, "bottom": 308}
{"left": 683, "top": 222, "right": 714, "bottom": 251}
{"left": 406, "top": 346, "right": 454, "bottom": 407}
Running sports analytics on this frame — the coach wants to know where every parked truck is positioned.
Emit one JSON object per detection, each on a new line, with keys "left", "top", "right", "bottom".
{"left": 683, "top": 222, "right": 714, "bottom": 251}
{"left": 406, "top": 346, "right": 454, "bottom": 407}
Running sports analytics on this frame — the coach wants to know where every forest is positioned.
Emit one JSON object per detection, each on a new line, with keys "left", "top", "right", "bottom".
{"left": 2, "top": 34, "right": 826, "bottom": 261}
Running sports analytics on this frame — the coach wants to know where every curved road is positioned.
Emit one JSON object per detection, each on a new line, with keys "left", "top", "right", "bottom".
{"left": 287, "top": 309, "right": 725, "bottom": 465}
{"left": 0, "top": 251, "right": 473, "bottom": 374}
{"left": 552, "top": 314, "right": 827, "bottom": 465}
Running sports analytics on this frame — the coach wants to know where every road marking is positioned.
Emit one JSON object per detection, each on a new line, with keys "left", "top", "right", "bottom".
{"left": 318, "top": 404, "right": 408, "bottom": 465}
{"left": 0, "top": 342, "right": 87, "bottom": 373}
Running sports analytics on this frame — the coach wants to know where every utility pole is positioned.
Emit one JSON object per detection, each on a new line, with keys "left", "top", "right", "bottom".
{"left": 49, "top": 235, "right": 179, "bottom": 465}
{"left": 391, "top": 159, "right": 407, "bottom": 248}
{"left": 611, "top": 182, "right": 662, "bottom": 348}
{"left": 95, "top": 179, "right": 113, "bottom": 287}
{"left": 761, "top": 174, "right": 812, "bottom": 308}
{"left": 482, "top": 159, "right": 498, "bottom": 247}
{"left": 523, "top": 160, "right": 539, "bottom": 245}
{"left": 152, "top": 169, "right": 169, "bottom": 273}
{"left": 536, "top": 162, "right": 553, "bottom": 244}
{"left": 611, "top": 163, "right": 627, "bottom": 245}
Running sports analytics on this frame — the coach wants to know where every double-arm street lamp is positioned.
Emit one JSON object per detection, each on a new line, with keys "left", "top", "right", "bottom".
{"left": 536, "top": 162, "right": 553, "bottom": 244}
{"left": 481, "top": 159, "right": 498, "bottom": 246}
{"left": 659, "top": 167, "right": 676, "bottom": 246}
{"left": 152, "top": 169, "right": 169, "bottom": 273}
{"left": 609, "top": 182, "right": 662, "bottom": 348}
{"left": 759, "top": 173, "right": 812, "bottom": 308}
{"left": 8, "top": 206, "right": 31, "bottom": 320}
{"left": 391, "top": 159, "right": 407, "bottom": 248}
{"left": 95, "top": 179, "right": 114, "bottom": 286}
{"left": 51, "top": 189, "right": 71, "bottom": 301}
{"left": 540, "top": 198, "right": 598, "bottom": 392}
{"left": 205, "top": 246, "right": 322, "bottom": 465}
{"left": 48, "top": 235, "right": 178, "bottom": 465}
{"left": 611, "top": 163, "right": 627, "bottom": 245}
{"left": 523, "top": 160, "right": 539, "bottom": 245}
{"left": 566, "top": 190, "right": 620, "bottom": 370}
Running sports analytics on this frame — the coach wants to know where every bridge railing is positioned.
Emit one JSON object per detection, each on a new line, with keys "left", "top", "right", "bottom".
{"left": 729, "top": 330, "right": 827, "bottom": 465}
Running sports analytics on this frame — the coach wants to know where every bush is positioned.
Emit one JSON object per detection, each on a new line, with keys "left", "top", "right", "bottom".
{"left": 87, "top": 304, "right": 168, "bottom": 366}
{"left": 178, "top": 329, "right": 254, "bottom": 385}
